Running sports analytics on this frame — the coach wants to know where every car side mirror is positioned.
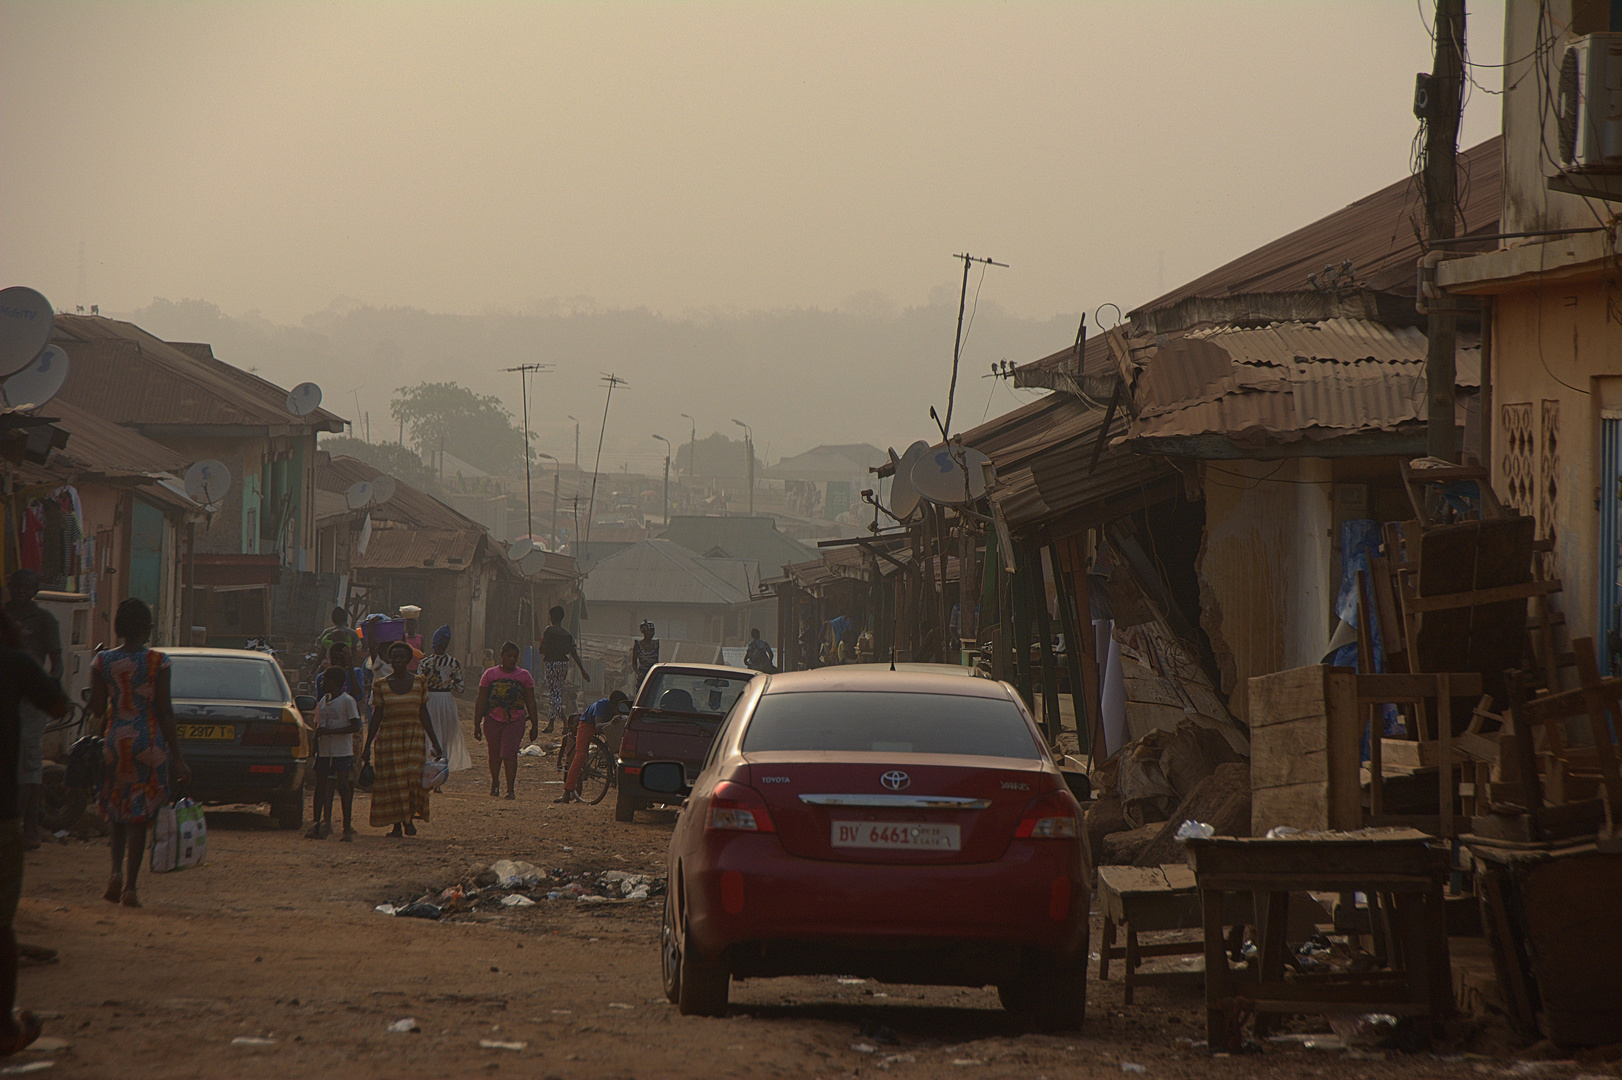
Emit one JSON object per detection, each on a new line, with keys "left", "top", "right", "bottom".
{"left": 295, "top": 695, "right": 317, "bottom": 713}
{"left": 640, "top": 760, "right": 690, "bottom": 796}
{"left": 1060, "top": 770, "right": 1092, "bottom": 803}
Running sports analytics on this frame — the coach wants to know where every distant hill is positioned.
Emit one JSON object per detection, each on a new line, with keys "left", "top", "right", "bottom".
{"left": 117, "top": 296, "right": 1075, "bottom": 466}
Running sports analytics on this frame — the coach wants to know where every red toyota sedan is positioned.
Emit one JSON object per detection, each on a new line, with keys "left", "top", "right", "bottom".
{"left": 642, "top": 666, "right": 1090, "bottom": 1030}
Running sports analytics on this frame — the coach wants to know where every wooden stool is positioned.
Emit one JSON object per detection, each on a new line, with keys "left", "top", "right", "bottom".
{"left": 1098, "top": 865, "right": 1250, "bottom": 1004}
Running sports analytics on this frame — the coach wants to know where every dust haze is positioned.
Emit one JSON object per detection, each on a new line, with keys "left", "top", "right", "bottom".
{"left": 1, "top": 1, "right": 1503, "bottom": 463}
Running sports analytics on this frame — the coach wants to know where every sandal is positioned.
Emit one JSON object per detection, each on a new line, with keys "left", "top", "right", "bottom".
{"left": 0, "top": 1011, "right": 43, "bottom": 1057}
{"left": 120, "top": 889, "right": 141, "bottom": 909}
{"left": 103, "top": 875, "right": 123, "bottom": 904}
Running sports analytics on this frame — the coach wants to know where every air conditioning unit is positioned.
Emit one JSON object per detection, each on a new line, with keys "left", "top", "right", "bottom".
{"left": 1556, "top": 32, "right": 1622, "bottom": 169}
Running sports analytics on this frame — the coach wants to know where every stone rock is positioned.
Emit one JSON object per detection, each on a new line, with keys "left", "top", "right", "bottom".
{"left": 1133, "top": 762, "right": 1251, "bottom": 868}
{"left": 1099, "top": 824, "right": 1162, "bottom": 866}
{"left": 1085, "top": 795, "right": 1131, "bottom": 861}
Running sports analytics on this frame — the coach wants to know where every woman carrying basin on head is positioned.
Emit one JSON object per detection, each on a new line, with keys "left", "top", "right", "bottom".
{"left": 362, "top": 641, "right": 445, "bottom": 837}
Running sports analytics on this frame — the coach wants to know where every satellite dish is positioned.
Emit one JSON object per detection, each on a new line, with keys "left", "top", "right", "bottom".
{"left": 0, "top": 287, "right": 54, "bottom": 378}
{"left": 357, "top": 512, "right": 373, "bottom": 556}
{"left": 911, "top": 443, "right": 994, "bottom": 505}
{"left": 370, "top": 474, "right": 397, "bottom": 505}
{"left": 344, "top": 480, "right": 374, "bottom": 510}
{"left": 286, "top": 381, "right": 323, "bottom": 417}
{"left": 183, "top": 460, "right": 232, "bottom": 509}
{"left": 508, "top": 538, "right": 535, "bottom": 561}
{"left": 2, "top": 344, "right": 69, "bottom": 409}
{"left": 889, "top": 440, "right": 930, "bottom": 521}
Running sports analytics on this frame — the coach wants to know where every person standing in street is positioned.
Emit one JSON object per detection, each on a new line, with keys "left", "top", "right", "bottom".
{"left": 473, "top": 642, "right": 537, "bottom": 799}
{"left": 628, "top": 620, "right": 659, "bottom": 691}
{"left": 306, "top": 667, "right": 360, "bottom": 841}
{"left": 559, "top": 690, "right": 629, "bottom": 804}
{"left": 0, "top": 605, "right": 65, "bottom": 1055}
{"left": 539, "top": 606, "right": 589, "bottom": 735}
{"left": 89, "top": 598, "right": 189, "bottom": 908}
{"left": 419, "top": 625, "right": 470, "bottom": 773}
{"left": 744, "top": 627, "right": 774, "bottom": 673}
{"left": 362, "top": 641, "right": 444, "bottom": 838}
{"left": 4, "top": 571, "right": 61, "bottom": 850}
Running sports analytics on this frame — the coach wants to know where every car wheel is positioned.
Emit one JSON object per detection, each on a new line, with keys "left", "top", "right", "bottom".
{"left": 615, "top": 782, "right": 638, "bottom": 823}
{"left": 666, "top": 889, "right": 728, "bottom": 1016}
{"left": 271, "top": 797, "right": 304, "bottom": 831}
{"left": 998, "top": 956, "right": 1086, "bottom": 1033}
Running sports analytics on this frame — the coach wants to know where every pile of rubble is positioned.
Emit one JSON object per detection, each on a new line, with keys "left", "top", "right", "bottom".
{"left": 375, "top": 859, "right": 665, "bottom": 920}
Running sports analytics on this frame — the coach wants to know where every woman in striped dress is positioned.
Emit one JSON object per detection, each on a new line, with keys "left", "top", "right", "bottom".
{"left": 362, "top": 642, "right": 444, "bottom": 837}
{"left": 419, "top": 626, "right": 470, "bottom": 772}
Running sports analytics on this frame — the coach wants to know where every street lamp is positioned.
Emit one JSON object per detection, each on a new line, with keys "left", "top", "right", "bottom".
{"left": 566, "top": 415, "right": 580, "bottom": 473}
{"left": 732, "top": 418, "right": 754, "bottom": 516}
{"left": 651, "top": 435, "right": 671, "bottom": 526}
{"left": 536, "top": 452, "right": 559, "bottom": 551}
{"left": 679, "top": 412, "right": 696, "bottom": 483}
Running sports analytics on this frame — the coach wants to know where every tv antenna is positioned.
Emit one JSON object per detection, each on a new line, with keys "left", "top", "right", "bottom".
{"left": 941, "top": 253, "right": 1007, "bottom": 440}
{"left": 583, "top": 372, "right": 627, "bottom": 555}
{"left": 501, "top": 362, "right": 553, "bottom": 545}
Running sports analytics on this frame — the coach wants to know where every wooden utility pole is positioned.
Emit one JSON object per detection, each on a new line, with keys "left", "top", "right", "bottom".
{"left": 1424, "top": 0, "right": 1465, "bottom": 463}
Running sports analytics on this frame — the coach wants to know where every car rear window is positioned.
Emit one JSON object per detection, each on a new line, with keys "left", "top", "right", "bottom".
{"left": 741, "top": 691, "right": 1041, "bottom": 759}
{"left": 638, "top": 671, "right": 753, "bottom": 718}
{"left": 170, "top": 657, "right": 289, "bottom": 703}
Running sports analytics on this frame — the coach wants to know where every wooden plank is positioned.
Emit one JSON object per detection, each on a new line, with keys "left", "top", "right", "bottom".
{"left": 1404, "top": 579, "right": 1560, "bottom": 613}
{"left": 1253, "top": 781, "right": 1329, "bottom": 836}
{"left": 1457, "top": 731, "right": 1500, "bottom": 761}
{"left": 1381, "top": 738, "right": 1470, "bottom": 769}
{"left": 1252, "top": 747, "right": 1330, "bottom": 790}
{"left": 1325, "top": 668, "right": 1362, "bottom": 831}
{"left": 1248, "top": 665, "right": 1351, "bottom": 728}
{"left": 1253, "top": 717, "right": 1330, "bottom": 757}
{"left": 1357, "top": 672, "right": 1485, "bottom": 699}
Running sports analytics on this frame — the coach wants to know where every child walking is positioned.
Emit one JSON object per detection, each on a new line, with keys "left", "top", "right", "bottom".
{"left": 308, "top": 667, "right": 360, "bottom": 840}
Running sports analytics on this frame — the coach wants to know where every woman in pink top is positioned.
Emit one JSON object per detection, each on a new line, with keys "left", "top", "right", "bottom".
{"left": 473, "top": 641, "right": 537, "bottom": 799}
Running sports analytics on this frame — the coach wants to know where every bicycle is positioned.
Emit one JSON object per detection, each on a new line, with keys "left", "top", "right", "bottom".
{"left": 40, "top": 693, "right": 93, "bottom": 831}
{"left": 555, "top": 717, "right": 616, "bottom": 805}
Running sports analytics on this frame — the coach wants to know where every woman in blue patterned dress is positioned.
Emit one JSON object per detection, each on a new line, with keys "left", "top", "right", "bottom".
{"left": 88, "top": 599, "right": 188, "bottom": 908}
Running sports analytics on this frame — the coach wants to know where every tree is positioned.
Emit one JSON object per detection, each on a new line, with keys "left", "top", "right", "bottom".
{"left": 318, "top": 436, "right": 439, "bottom": 493}
{"left": 389, "top": 382, "right": 526, "bottom": 476}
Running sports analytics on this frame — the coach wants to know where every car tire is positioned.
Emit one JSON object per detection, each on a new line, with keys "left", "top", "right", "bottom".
{"left": 665, "top": 890, "right": 728, "bottom": 1016}
{"left": 998, "top": 955, "right": 1086, "bottom": 1033}
{"left": 271, "top": 797, "right": 304, "bottom": 831}
{"left": 615, "top": 782, "right": 638, "bottom": 823}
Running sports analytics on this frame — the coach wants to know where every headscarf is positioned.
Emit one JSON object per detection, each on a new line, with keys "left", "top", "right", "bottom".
{"left": 432, "top": 624, "right": 452, "bottom": 649}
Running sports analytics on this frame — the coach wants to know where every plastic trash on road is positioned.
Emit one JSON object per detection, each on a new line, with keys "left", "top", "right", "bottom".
{"left": 501, "top": 894, "right": 536, "bottom": 907}
{"left": 386, "top": 1018, "right": 421, "bottom": 1034}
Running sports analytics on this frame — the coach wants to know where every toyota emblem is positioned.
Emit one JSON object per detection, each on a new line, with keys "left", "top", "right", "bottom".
{"left": 881, "top": 770, "right": 910, "bottom": 791}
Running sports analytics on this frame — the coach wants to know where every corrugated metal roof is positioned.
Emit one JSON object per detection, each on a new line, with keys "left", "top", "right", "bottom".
{"left": 1136, "top": 137, "right": 1502, "bottom": 313}
{"left": 42, "top": 398, "right": 189, "bottom": 475}
{"left": 353, "top": 527, "right": 483, "bottom": 571}
{"left": 656, "top": 514, "right": 815, "bottom": 572}
{"left": 764, "top": 443, "right": 888, "bottom": 481}
{"left": 316, "top": 454, "right": 480, "bottom": 532}
{"left": 584, "top": 538, "right": 759, "bottom": 606}
{"left": 50, "top": 316, "right": 345, "bottom": 431}
{"left": 1125, "top": 318, "right": 1480, "bottom": 444}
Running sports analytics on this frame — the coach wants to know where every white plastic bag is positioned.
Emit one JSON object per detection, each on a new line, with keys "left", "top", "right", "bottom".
{"left": 150, "top": 803, "right": 179, "bottom": 873}
{"left": 420, "top": 758, "right": 449, "bottom": 790}
{"left": 176, "top": 798, "right": 207, "bottom": 867}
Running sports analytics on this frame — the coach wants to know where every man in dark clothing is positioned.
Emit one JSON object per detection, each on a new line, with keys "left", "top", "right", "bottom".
{"left": 744, "top": 627, "right": 774, "bottom": 673}
{"left": 538, "top": 606, "right": 590, "bottom": 735}
{"left": 0, "top": 606, "right": 67, "bottom": 1055}
{"left": 5, "top": 571, "right": 61, "bottom": 850}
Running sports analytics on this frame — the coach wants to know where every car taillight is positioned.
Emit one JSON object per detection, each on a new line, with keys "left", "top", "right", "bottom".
{"left": 619, "top": 728, "right": 638, "bottom": 757}
{"left": 242, "top": 721, "right": 303, "bottom": 747}
{"left": 1014, "top": 790, "right": 1080, "bottom": 839}
{"left": 706, "top": 781, "right": 775, "bottom": 833}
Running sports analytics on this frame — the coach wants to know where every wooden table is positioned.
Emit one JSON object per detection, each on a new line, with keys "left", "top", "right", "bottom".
{"left": 1185, "top": 829, "right": 1453, "bottom": 1052}
{"left": 1096, "top": 865, "right": 1251, "bottom": 1004}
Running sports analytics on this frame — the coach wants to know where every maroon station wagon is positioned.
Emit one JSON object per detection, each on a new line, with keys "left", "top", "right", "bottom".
{"left": 615, "top": 663, "right": 759, "bottom": 821}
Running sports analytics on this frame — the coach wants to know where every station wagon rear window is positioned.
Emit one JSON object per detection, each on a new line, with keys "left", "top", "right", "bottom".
{"left": 741, "top": 691, "right": 1042, "bottom": 759}
{"left": 638, "top": 671, "right": 753, "bottom": 717}
{"left": 170, "top": 657, "right": 290, "bottom": 703}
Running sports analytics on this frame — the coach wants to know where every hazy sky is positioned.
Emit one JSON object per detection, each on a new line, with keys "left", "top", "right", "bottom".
{"left": 4, "top": 1, "right": 1505, "bottom": 328}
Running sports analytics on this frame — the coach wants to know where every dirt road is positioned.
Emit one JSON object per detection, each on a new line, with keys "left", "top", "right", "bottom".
{"left": 6, "top": 710, "right": 1565, "bottom": 1079}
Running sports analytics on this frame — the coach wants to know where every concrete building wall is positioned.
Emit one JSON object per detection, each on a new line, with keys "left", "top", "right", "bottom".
{"left": 1197, "top": 458, "right": 1334, "bottom": 722}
